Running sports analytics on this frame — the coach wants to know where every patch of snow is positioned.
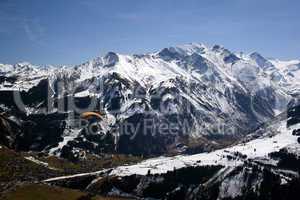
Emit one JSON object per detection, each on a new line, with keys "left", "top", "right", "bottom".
{"left": 218, "top": 170, "right": 245, "bottom": 199}
{"left": 25, "top": 156, "right": 49, "bottom": 167}
{"left": 24, "top": 156, "right": 57, "bottom": 170}
{"left": 43, "top": 169, "right": 111, "bottom": 182}
{"left": 48, "top": 128, "right": 81, "bottom": 156}
{"left": 74, "top": 90, "right": 90, "bottom": 97}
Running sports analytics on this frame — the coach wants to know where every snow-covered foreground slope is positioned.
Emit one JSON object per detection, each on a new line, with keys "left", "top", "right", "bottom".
{"left": 41, "top": 122, "right": 294, "bottom": 183}
{"left": 42, "top": 106, "right": 300, "bottom": 200}
{"left": 108, "top": 121, "right": 297, "bottom": 176}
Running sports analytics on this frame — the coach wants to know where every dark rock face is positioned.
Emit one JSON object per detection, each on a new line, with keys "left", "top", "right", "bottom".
{"left": 0, "top": 75, "right": 17, "bottom": 84}
{"left": 186, "top": 53, "right": 209, "bottom": 74}
{"left": 287, "top": 105, "right": 300, "bottom": 127}
{"left": 15, "top": 112, "right": 68, "bottom": 151}
{"left": 224, "top": 53, "right": 240, "bottom": 64}
{"left": 270, "top": 149, "right": 300, "bottom": 172}
{"left": 212, "top": 45, "right": 240, "bottom": 64}
{"left": 0, "top": 78, "right": 51, "bottom": 114}
{"left": 104, "top": 52, "right": 119, "bottom": 67}
{"left": 250, "top": 52, "right": 274, "bottom": 69}
{"left": 102, "top": 73, "right": 133, "bottom": 112}
{"left": 158, "top": 48, "right": 185, "bottom": 61}
{"left": 292, "top": 129, "right": 300, "bottom": 136}
{"left": 117, "top": 113, "right": 174, "bottom": 156}
{"left": 0, "top": 114, "right": 22, "bottom": 148}
{"left": 23, "top": 79, "right": 51, "bottom": 106}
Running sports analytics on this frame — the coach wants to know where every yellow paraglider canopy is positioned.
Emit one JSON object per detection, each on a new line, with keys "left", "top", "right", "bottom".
{"left": 80, "top": 112, "right": 103, "bottom": 120}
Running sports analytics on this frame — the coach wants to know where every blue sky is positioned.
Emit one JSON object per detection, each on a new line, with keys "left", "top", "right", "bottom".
{"left": 0, "top": 0, "right": 299, "bottom": 65}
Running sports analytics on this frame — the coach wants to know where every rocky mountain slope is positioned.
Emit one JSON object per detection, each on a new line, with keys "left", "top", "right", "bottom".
{"left": 42, "top": 104, "right": 300, "bottom": 200}
{"left": 0, "top": 43, "right": 299, "bottom": 158}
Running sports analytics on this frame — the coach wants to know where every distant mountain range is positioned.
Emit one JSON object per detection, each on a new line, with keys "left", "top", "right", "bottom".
{"left": 1, "top": 43, "right": 300, "bottom": 200}
{"left": 0, "top": 43, "right": 300, "bottom": 159}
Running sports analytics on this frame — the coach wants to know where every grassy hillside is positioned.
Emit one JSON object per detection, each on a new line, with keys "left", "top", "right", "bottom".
{"left": 1, "top": 183, "right": 129, "bottom": 200}
{"left": 0, "top": 146, "right": 62, "bottom": 192}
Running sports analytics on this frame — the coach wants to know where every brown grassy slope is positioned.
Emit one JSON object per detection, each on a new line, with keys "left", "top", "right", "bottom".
{"left": 1, "top": 183, "right": 130, "bottom": 200}
{"left": 0, "top": 146, "right": 62, "bottom": 192}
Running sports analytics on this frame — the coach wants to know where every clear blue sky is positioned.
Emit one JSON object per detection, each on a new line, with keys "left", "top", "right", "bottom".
{"left": 0, "top": 0, "right": 299, "bottom": 65}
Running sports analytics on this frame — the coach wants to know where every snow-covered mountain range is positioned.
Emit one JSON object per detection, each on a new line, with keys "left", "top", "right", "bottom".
{"left": 0, "top": 43, "right": 299, "bottom": 158}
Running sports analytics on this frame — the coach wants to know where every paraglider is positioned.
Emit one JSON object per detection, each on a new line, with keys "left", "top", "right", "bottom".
{"left": 80, "top": 111, "right": 103, "bottom": 121}
{"left": 80, "top": 111, "right": 106, "bottom": 136}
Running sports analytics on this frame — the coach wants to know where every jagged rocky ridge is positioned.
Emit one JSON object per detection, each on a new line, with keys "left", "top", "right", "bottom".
{"left": 0, "top": 43, "right": 300, "bottom": 158}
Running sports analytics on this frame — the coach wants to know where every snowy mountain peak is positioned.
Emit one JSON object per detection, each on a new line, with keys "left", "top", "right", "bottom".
{"left": 103, "top": 51, "right": 119, "bottom": 67}
{"left": 156, "top": 43, "right": 208, "bottom": 61}
{"left": 211, "top": 44, "right": 225, "bottom": 51}
{"left": 1, "top": 43, "right": 299, "bottom": 98}
{"left": 250, "top": 52, "right": 274, "bottom": 69}
{"left": 175, "top": 42, "right": 208, "bottom": 55}
{"left": 157, "top": 47, "right": 185, "bottom": 61}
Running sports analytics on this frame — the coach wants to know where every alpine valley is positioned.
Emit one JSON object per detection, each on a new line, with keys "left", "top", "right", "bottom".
{"left": 0, "top": 43, "right": 300, "bottom": 200}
